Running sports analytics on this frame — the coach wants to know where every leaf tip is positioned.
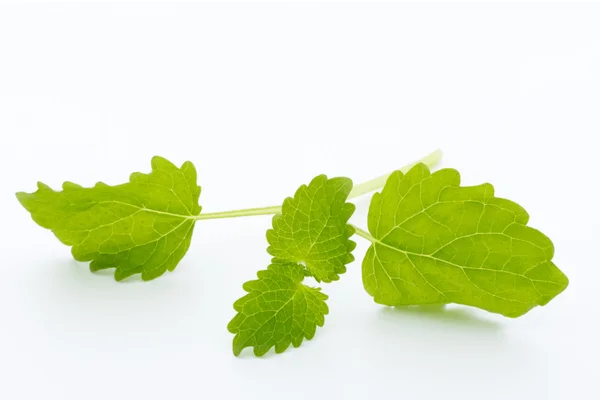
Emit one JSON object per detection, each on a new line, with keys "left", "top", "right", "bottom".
{"left": 151, "top": 155, "right": 178, "bottom": 171}
{"left": 15, "top": 191, "right": 28, "bottom": 205}
{"left": 231, "top": 337, "right": 245, "bottom": 357}
{"left": 36, "top": 181, "right": 51, "bottom": 191}
{"left": 62, "top": 181, "right": 82, "bottom": 190}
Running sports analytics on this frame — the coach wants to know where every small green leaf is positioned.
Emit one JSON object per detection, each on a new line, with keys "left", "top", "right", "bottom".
{"left": 17, "top": 156, "right": 201, "bottom": 281}
{"left": 229, "top": 174, "right": 356, "bottom": 356}
{"left": 267, "top": 175, "right": 356, "bottom": 282}
{"left": 227, "top": 263, "right": 328, "bottom": 357}
{"left": 363, "top": 163, "right": 568, "bottom": 317}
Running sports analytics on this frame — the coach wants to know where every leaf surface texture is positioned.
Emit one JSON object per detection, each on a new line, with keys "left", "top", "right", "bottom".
{"left": 228, "top": 263, "right": 328, "bottom": 356}
{"left": 267, "top": 175, "right": 356, "bottom": 282}
{"left": 363, "top": 163, "right": 568, "bottom": 317}
{"left": 17, "top": 156, "right": 201, "bottom": 280}
{"left": 229, "top": 174, "right": 356, "bottom": 355}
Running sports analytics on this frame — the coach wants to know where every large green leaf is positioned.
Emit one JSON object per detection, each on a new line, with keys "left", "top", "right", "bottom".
{"left": 17, "top": 156, "right": 201, "bottom": 281}
{"left": 362, "top": 163, "right": 568, "bottom": 317}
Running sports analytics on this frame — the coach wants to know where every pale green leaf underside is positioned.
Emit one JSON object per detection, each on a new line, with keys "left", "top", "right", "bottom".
{"left": 228, "top": 263, "right": 328, "bottom": 357}
{"left": 267, "top": 175, "right": 356, "bottom": 283}
{"left": 17, "top": 156, "right": 201, "bottom": 281}
{"left": 363, "top": 163, "right": 568, "bottom": 317}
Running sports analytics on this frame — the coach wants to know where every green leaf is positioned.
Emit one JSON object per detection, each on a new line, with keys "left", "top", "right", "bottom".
{"left": 362, "top": 163, "right": 568, "bottom": 317}
{"left": 227, "top": 263, "right": 328, "bottom": 357}
{"left": 267, "top": 175, "right": 356, "bottom": 283}
{"left": 17, "top": 156, "right": 201, "bottom": 281}
{"left": 229, "top": 174, "right": 356, "bottom": 356}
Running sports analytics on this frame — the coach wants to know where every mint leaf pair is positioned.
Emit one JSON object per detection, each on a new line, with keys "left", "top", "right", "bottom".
{"left": 229, "top": 176, "right": 355, "bottom": 356}
{"left": 16, "top": 153, "right": 569, "bottom": 357}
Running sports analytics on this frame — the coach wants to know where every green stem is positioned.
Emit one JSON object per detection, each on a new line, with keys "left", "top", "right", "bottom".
{"left": 194, "top": 205, "right": 281, "bottom": 220}
{"left": 194, "top": 149, "right": 442, "bottom": 221}
{"left": 352, "top": 225, "right": 376, "bottom": 243}
{"left": 348, "top": 149, "right": 442, "bottom": 199}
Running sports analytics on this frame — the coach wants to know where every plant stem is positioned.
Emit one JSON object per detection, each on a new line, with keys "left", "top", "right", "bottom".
{"left": 194, "top": 205, "right": 281, "bottom": 220}
{"left": 348, "top": 149, "right": 442, "bottom": 199}
{"left": 194, "top": 149, "right": 442, "bottom": 221}
{"left": 352, "top": 225, "right": 376, "bottom": 243}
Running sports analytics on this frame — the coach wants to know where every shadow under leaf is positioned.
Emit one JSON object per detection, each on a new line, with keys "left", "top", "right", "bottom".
{"left": 380, "top": 304, "right": 502, "bottom": 331}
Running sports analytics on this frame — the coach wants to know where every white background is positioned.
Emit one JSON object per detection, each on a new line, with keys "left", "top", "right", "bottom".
{"left": 1, "top": 2, "right": 599, "bottom": 399}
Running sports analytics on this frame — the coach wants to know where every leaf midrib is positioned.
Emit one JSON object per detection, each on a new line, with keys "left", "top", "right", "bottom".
{"left": 239, "top": 284, "right": 308, "bottom": 353}
{"left": 370, "top": 232, "right": 555, "bottom": 284}
{"left": 367, "top": 232, "right": 560, "bottom": 308}
{"left": 96, "top": 200, "right": 198, "bottom": 220}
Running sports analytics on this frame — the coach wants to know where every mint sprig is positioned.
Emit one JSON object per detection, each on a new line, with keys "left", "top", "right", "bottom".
{"left": 16, "top": 149, "right": 569, "bottom": 356}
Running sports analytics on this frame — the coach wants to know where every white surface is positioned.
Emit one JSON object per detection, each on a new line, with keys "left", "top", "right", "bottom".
{"left": 1, "top": 2, "right": 599, "bottom": 400}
